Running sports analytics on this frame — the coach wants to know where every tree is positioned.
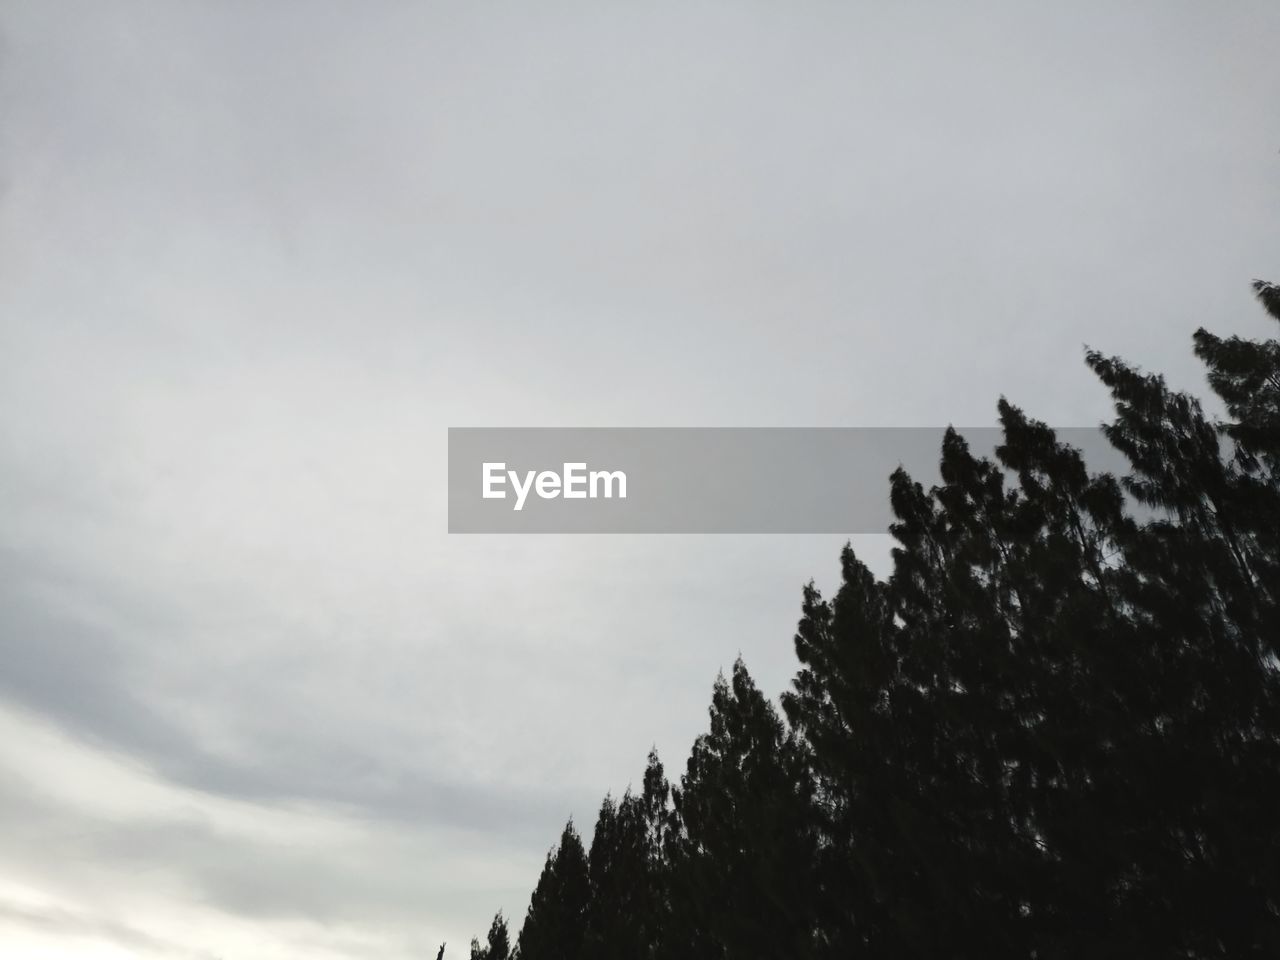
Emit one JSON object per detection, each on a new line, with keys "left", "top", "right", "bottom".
{"left": 468, "top": 912, "right": 509, "bottom": 960}
{"left": 516, "top": 821, "right": 590, "bottom": 960}
{"left": 486, "top": 277, "right": 1280, "bottom": 957}
{"left": 665, "top": 659, "right": 821, "bottom": 959}
{"left": 583, "top": 750, "right": 671, "bottom": 960}
{"left": 779, "top": 279, "right": 1280, "bottom": 957}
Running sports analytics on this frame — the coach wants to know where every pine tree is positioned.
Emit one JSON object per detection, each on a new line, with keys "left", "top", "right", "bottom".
{"left": 779, "top": 277, "right": 1280, "bottom": 956}
{"left": 492, "top": 276, "right": 1280, "bottom": 958}
{"left": 584, "top": 792, "right": 642, "bottom": 958}
{"left": 469, "top": 912, "right": 510, "bottom": 960}
{"left": 665, "top": 659, "right": 820, "bottom": 959}
{"left": 781, "top": 553, "right": 897, "bottom": 957}
{"left": 582, "top": 750, "right": 671, "bottom": 960}
{"left": 1195, "top": 280, "right": 1280, "bottom": 477}
{"left": 1074, "top": 282, "right": 1280, "bottom": 956}
{"left": 1192, "top": 278, "right": 1280, "bottom": 616}
{"left": 516, "top": 821, "right": 590, "bottom": 960}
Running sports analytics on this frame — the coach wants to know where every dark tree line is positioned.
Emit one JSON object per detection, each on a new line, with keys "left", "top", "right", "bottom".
{"left": 468, "top": 281, "right": 1280, "bottom": 958}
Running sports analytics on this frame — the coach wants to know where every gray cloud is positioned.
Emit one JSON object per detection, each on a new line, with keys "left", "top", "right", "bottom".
{"left": 0, "top": 544, "right": 580, "bottom": 835}
{"left": 0, "top": 899, "right": 223, "bottom": 960}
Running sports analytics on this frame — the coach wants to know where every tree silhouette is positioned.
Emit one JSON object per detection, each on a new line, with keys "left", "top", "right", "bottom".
{"left": 515, "top": 821, "right": 590, "bottom": 960}
{"left": 579, "top": 749, "right": 671, "bottom": 959}
{"left": 469, "top": 279, "right": 1280, "bottom": 958}
{"left": 468, "top": 912, "right": 509, "bottom": 960}
{"left": 663, "top": 659, "right": 821, "bottom": 958}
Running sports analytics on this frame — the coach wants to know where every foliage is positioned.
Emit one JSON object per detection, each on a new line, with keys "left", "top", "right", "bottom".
{"left": 469, "top": 280, "right": 1280, "bottom": 958}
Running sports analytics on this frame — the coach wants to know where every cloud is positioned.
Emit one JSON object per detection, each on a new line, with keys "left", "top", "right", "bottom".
{"left": 0, "top": 898, "right": 222, "bottom": 960}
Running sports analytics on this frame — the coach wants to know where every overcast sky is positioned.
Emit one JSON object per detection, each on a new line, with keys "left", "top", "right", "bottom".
{"left": 1, "top": 2, "right": 1278, "bottom": 957}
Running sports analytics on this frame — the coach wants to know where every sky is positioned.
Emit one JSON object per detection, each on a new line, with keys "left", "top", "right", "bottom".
{"left": 1, "top": 1, "right": 1278, "bottom": 957}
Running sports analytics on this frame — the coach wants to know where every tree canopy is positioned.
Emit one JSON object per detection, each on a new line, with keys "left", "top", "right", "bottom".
{"left": 469, "top": 279, "right": 1280, "bottom": 958}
